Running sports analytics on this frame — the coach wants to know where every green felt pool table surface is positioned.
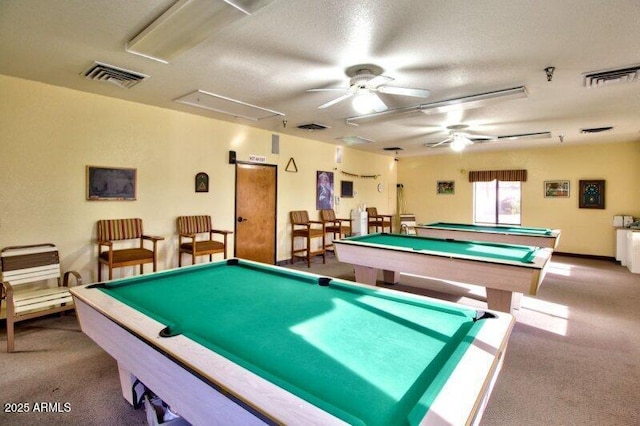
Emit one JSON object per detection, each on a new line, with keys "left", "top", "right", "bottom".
{"left": 345, "top": 233, "right": 540, "bottom": 264}
{"left": 74, "top": 259, "right": 514, "bottom": 425}
{"left": 425, "top": 222, "right": 555, "bottom": 236}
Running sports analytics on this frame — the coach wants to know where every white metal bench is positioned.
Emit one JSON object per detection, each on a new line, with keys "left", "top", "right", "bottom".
{"left": 1, "top": 243, "right": 82, "bottom": 352}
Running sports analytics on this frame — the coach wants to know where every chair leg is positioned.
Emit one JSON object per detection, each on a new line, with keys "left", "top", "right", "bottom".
{"left": 306, "top": 235, "right": 311, "bottom": 267}
{"left": 322, "top": 234, "right": 326, "bottom": 264}
{"left": 6, "top": 316, "right": 14, "bottom": 353}
{"left": 98, "top": 263, "right": 102, "bottom": 281}
{"left": 291, "top": 235, "right": 295, "bottom": 264}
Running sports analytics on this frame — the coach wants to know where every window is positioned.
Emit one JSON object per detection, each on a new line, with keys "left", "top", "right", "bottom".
{"left": 474, "top": 180, "right": 521, "bottom": 225}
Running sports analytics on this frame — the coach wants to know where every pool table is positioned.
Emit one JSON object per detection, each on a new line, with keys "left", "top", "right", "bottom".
{"left": 415, "top": 222, "right": 561, "bottom": 249}
{"left": 71, "top": 258, "right": 514, "bottom": 426}
{"left": 333, "top": 233, "right": 552, "bottom": 313}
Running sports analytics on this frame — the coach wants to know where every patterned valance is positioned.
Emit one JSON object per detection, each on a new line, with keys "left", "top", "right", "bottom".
{"left": 468, "top": 169, "right": 528, "bottom": 182}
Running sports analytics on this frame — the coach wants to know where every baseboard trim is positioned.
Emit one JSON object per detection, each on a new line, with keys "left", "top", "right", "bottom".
{"left": 553, "top": 252, "right": 616, "bottom": 262}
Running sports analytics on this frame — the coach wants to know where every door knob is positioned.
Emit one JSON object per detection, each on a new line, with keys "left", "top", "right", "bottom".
{"left": 237, "top": 216, "right": 248, "bottom": 222}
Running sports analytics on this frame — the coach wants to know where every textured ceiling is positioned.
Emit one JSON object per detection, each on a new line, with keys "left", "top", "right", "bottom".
{"left": 1, "top": 0, "right": 639, "bottom": 157}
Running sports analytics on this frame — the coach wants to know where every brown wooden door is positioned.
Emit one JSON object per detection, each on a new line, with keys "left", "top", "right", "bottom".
{"left": 235, "top": 163, "right": 277, "bottom": 264}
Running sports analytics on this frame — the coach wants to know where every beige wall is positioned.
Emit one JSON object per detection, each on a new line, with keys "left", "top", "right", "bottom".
{"left": 398, "top": 143, "right": 640, "bottom": 256}
{"left": 0, "top": 75, "right": 397, "bottom": 282}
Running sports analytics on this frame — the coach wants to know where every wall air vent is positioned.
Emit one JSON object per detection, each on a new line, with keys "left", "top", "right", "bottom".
{"left": 583, "top": 65, "right": 640, "bottom": 88}
{"left": 297, "top": 123, "right": 330, "bottom": 130}
{"left": 83, "top": 61, "right": 149, "bottom": 89}
{"left": 580, "top": 126, "right": 613, "bottom": 134}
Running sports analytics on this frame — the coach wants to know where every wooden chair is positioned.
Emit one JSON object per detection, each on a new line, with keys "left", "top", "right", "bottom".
{"left": 320, "top": 209, "right": 352, "bottom": 251}
{"left": 366, "top": 207, "right": 393, "bottom": 233}
{"left": 96, "top": 218, "right": 164, "bottom": 281}
{"left": 177, "top": 215, "right": 233, "bottom": 266}
{"left": 1, "top": 244, "right": 82, "bottom": 352}
{"left": 290, "top": 211, "right": 325, "bottom": 267}
{"left": 399, "top": 213, "right": 417, "bottom": 235}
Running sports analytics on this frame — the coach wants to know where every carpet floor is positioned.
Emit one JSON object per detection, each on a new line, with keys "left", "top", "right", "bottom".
{"left": 1, "top": 253, "right": 639, "bottom": 425}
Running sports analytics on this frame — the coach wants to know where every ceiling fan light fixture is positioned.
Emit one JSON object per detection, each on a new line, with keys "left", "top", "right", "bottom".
{"left": 352, "top": 93, "right": 377, "bottom": 114}
{"left": 450, "top": 133, "right": 471, "bottom": 152}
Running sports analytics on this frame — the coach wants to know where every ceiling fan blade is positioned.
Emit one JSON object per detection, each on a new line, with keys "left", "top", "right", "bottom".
{"left": 318, "top": 92, "right": 353, "bottom": 109}
{"left": 378, "top": 86, "right": 430, "bottom": 98}
{"left": 372, "top": 94, "right": 388, "bottom": 112}
{"left": 366, "top": 75, "right": 393, "bottom": 88}
{"left": 465, "top": 133, "right": 498, "bottom": 141}
{"left": 428, "top": 137, "right": 453, "bottom": 148}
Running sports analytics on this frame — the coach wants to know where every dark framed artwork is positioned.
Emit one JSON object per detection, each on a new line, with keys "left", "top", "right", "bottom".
{"left": 544, "top": 180, "right": 570, "bottom": 198}
{"left": 316, "top": 171, "right": 334, "bottom": 210}
{"left": 436, "top": 180, "right": 455, "bottom": 195}
{"left": 579, "top": 180, "right": 605, "bottom": 209}
{"left": 86, "top": 166, "right": 136, "bottom": 200}
{"left": 340, "top": 180, "right": 354, "bottom": 198}
{"left": 195, "top": 172, "right": 209, "bottom": 193}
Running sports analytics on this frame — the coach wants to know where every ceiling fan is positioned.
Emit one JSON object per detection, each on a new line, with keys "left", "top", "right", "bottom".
{"left": 425, "top": 124, "right": 497, "bottom": 151}
{"left": 307, "top": 64, "right": 430, "bottom": 114}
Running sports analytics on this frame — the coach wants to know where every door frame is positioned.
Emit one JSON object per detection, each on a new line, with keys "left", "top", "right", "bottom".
{"left": 233, "top": 161, "right": 278, "bottom": 264}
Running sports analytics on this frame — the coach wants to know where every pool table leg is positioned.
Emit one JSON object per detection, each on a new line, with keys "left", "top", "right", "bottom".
{"left": 485, "top": 288, "right": 517, "bottom": 313}
{"left": 353, "top": 265, "right": 378, "bottom": 285}
{"left": 382, "top": 270, "right": 400, "bottom": 284}
{"left": 117, "top": 363, "right": 137, "bottom": 406}
{"left": 353, "top": 266, "right": 400, "bottom": 285}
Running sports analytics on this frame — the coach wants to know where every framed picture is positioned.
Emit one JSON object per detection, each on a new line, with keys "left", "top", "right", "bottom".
{"left": 316, "top": 171, "right": 334, "bottom": 210}
{"left": 195, "top": 172, "right": 209, "bottom": 193}
{"left": 86, "top": 166, "right": 136, "bottom": 201}
{"left": 436, "top": 180, "right": 455, "bottom": 195}
{"left": 340, "top": 180, "right": 354, "bottom": 198}
{"left": 579, "top": 180, "right": 605, "bottom": 209}
{"left": 544, "top": 180, "right": 570, "bottom": 198}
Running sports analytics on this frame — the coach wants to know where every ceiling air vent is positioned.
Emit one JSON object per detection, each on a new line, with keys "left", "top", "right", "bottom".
{"left": 383, "top": 147, "right": 404, "bottom": 151}
{"left": 583, "top": 65, "right": 640, "bottom": 88}
{"left": 580, "top": 126, "right": 613, "bottom": 134}
{"left": 297, "top": 123, "right": 329, "bottom": 130}
{"left": 83, "top": 61, "right": 149, "bottom": 89}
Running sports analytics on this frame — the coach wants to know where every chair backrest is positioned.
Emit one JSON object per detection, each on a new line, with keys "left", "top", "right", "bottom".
{"left": 97, "top": 218, "right": 143, "bottom": 242}
{"left": 290, "top": 210, "right": 310, "bottom": 225}
{"left": 1, "top": 244, "right": 61, "bottom": 286}
{"left": 366, "top": 207, "right": 378, "bottom": 217}
{"left": 319, "top": 209, "right": 336, "bottom": 221}
{"left": 177, "top": 215, "right": 212, "bottom": 234}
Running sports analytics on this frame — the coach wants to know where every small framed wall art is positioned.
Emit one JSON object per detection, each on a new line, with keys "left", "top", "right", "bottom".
{"left": 195, "top": 172, "right": 209, "bottom": 193}
{"left": 436, "top": 180, "right": 455, "bottom": 195}
{"left": 544, "top": 180, "right": 570, "bottom": 198}
{"left": 578, "top": 179, "right": 605, "bottom": 209}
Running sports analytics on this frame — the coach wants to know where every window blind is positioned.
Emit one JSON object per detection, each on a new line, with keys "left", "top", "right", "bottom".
{"left": 468, "top": 169, "right": 527, "bottom": 182}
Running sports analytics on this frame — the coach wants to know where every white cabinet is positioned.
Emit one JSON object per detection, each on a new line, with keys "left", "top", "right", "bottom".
{"left": 616, "top": 229, "right": 629, "bottom": 266}
{"left": 350, "top": 210, "right": 368, "bottom": 236}
{"left": 626, "top": 231, "right": 640, "bottom": 274}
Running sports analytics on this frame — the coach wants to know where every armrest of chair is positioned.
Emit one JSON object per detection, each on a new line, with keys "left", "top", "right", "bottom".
{"left": 63, "top": 270, "right": 83, "bottom": 287}
{"left": 210, "top": 229, "right": 233, "bottom": 236}
{"left": 1, "top": 281, "right": 11, "bottom": 299}
{"left": 142, "top": 235, "right": 164, "bottom": 252}
{"left": 97, "top": 240, "right": 113, "bottom": 255}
